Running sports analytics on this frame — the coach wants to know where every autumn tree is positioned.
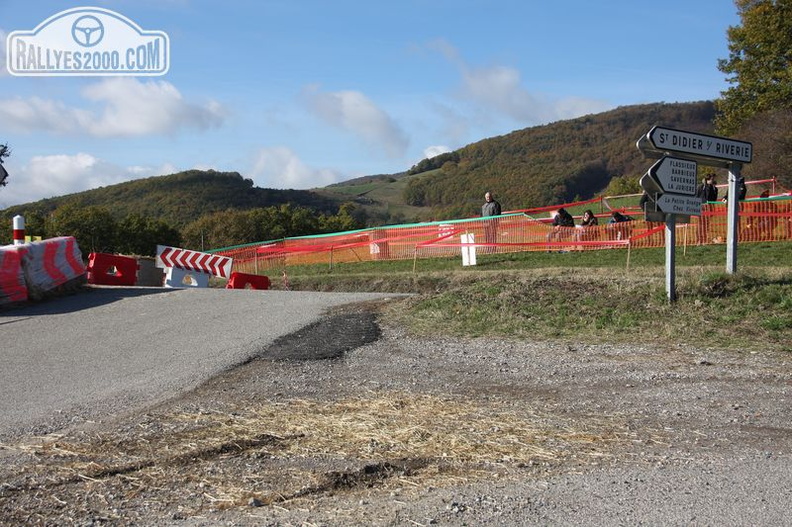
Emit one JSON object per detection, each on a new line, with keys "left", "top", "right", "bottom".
{"left": 715, "top": 0, "right": 792, "bottom": 135}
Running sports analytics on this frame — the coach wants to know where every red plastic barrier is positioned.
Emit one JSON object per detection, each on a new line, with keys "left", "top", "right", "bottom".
{"left": 225, "top": 272, "right": 270, "bottom": 290}
{"left": 21, "top": 237, "right": 86, "bottom": 299}
{"left": 87, "top": 253, "right": 139, "bottom": 286}
{"left": 0, "top": 246, "right": 28, "bottom": 305}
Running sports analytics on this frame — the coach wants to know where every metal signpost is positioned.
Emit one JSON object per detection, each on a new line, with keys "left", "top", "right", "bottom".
{"left": 637, "top": 126, "right": 752, "bottom": 302}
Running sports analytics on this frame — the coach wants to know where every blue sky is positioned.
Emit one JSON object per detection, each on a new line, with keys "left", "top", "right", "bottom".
{"left": 0, "top": 0, "right": 739, "bottom": 208}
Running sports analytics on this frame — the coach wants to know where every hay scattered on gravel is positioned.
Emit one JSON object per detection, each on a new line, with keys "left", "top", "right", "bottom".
{"left": 1, "top": 391, "right": 630, "bottom": 521}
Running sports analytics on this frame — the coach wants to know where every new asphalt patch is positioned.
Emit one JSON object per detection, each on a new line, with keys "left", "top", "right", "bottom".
{"left": 260, "top": 311, "right": 381, "bottom": 361}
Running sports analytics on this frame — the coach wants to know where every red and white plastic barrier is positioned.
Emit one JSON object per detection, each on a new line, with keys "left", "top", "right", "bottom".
{"left": 156, "top": 245, "right": 233, "bottom": 288}
{"left": 225, "top": 271, "right": 270, "bottom": 290}
{"left": 0, "top": 246, "right": 27, "bottom": 305}
{"left": 1, "top": 236, "right": 86, "bottom": 305}
{"left": 87, "top": 252, "right": 139, "bottom": 286}
{"left": 20, "top": 237, "right": 86, "bottom": 300}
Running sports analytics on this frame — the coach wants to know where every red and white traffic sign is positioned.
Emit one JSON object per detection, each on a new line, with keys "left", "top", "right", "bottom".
{"left": 641, "top": 126, "right": 752, "bottom": 163}
{"left": 156, "top": 245, "right": 233, "bottom": 278}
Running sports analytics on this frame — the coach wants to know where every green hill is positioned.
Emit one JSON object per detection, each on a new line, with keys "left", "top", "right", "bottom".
{"left": 317, "top": 101, "right": 717, "bottom": 219}
{"left": 1, "top": 170, "right": 340, "bottom": 227}
{"left": 2, "top": 101, "right": 719, "bottom": 230}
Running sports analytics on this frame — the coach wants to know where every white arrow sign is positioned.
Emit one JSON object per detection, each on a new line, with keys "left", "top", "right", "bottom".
{"left": 644, "top": 126, "right": 752, "bottom": 163}
{"left": 649, "top": 156, "right": 697, "bottom": 195}
{"left": 655, "top": 194, "right": 702, "bottom": 216}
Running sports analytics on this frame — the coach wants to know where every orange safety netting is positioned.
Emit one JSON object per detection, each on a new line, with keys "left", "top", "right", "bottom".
{"left": 213, "top": 193, "right": 792, "bottom": 273}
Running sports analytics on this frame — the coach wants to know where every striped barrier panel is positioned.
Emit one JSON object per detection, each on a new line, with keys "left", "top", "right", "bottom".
{"left": 156, "top": 245, "right": 233, "bottom": 288}
{"left": 0, "top": 246, "right": 28, "bottom": 306}
{"left": 21, "top": 237, "right": 86, "bottom": 300}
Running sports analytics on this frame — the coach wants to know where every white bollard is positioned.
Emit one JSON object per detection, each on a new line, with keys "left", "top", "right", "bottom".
{"left": 461, "top": 233, "right": 477, "bottom": 266}
{"left": 12, "top": 215, "right": 25, "bottom": 245}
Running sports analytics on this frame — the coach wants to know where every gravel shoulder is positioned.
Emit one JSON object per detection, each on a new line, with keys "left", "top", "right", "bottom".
{"left": 1, "top": 300, "right": 790, "bottom": 526}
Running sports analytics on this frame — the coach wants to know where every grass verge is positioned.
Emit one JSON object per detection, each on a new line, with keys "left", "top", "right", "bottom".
{"left": 273, "top": 243, "right": 792, "bottom": 353}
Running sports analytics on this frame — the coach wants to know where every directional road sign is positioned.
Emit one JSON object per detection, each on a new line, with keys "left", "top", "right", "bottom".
{"left": 640, "top": 155, "right": 700, "bottom": 219}
{"left": 655, "top": 193, "right": 701, "bottom": 216}
{"left": 639, "top": 126, "right": 752, "bottom": 164}
{"left": 647, "top": 156, "right": 697, "bottom": 195}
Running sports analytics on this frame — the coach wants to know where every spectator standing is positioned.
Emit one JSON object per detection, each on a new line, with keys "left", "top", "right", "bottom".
{"left": 481, "top": 191, "right": 502, "bottom": 253}
{"left": 696, "top": 173, "right": 718, "bottom": 244}
{"left": 696, "top": 173, "right": 719, "bottom": 203}
{"left": 722, "top": 176, "right": 747, "bottom": 202}
{"left": 481, "top": 191, "right": 501, "bottom": 217}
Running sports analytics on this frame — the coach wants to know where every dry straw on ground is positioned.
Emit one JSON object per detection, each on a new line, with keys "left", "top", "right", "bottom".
{"left": 1, "top": 391, "right": 630, "bottom": 521}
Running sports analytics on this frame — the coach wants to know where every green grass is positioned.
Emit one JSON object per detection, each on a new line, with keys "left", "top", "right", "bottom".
{"left": 276, "top": 241, "right": 791, "bottom": 277}
{"left": 268, "top": 242, "right": 792, "bottom": 353}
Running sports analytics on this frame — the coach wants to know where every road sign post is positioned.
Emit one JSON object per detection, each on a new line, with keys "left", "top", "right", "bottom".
{"left": 637, "top": 126, "right": 752, "bottom": 300}
{"left": 665, "top": 215, "right": 676, "bottom": 302}
{"left": 726, "top": 164, "right": 742, "bottom": 273}
{"left": 639, "top": 155, "right": 700, "bottom": 303}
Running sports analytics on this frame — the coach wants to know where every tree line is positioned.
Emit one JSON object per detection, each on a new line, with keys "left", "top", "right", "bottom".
{"left": 0, "top": 202, "right": 363, "bottom": 257}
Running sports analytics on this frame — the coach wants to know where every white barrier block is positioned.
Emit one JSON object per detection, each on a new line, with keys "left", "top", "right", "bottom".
{"left": 164, "top": 266, "right": 211, "bottom": 288}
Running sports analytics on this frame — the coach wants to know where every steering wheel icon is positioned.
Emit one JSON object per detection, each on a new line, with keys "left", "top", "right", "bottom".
{"left": 71, "top": 15, "right": 105, "bottom": 47}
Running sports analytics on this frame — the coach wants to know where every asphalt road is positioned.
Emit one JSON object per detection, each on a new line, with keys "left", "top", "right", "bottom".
{"left": 0, "top": 286, "right": 400, "bottom": 440}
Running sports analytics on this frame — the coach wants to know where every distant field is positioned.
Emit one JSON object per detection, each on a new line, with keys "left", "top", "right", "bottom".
{"left": 318, "top": 171, "right": 431, "bottom": 220}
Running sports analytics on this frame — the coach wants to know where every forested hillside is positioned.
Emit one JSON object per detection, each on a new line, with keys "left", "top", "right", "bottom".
{"left": 401, "top": 101, "right": 716, "bottom": 217}
{"left": 0, "top": 101, "right": 723, "bottom": 252}
{"left": 1, "top": 170, "right": 339, "bottom": 227}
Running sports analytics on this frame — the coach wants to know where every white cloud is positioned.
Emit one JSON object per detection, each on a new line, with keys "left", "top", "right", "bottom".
{"left": 461, "top": 64, "right": 611, "bottom": 123}
{"left": 302, "top": 85, "right": 409, "bottom": 158}
{"left": 0, "top": 78, "right": 226, "bottom": 137}
{"left": 250, "top": 146, "right": 341, "bottom": 189}
{"left": 82, "top": 78, "right": 226, "bottom": 137}
{"left": 0, "top": 154, "right": 176, "bottom": 207}
{"left": 423, "top": 145, "right": 451, "bottom": 159}
{"left": 432, "top": 39, "right": 612, "bottom": 125}
{"left": 0, "top": 97, "right": 94, "bottom": 134}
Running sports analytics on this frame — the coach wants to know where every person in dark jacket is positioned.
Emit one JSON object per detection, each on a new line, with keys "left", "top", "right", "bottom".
{"left": 721, "top": 176, "right": 747, "bottom": 202}
{"left": 481, "top": 191, "right": 502, "bottom": 253}
{"left": 607, "top": 211, "right": 634, "bottom": 240}
{"left": 696, "top": 173, "right": 718, "bottom": 203}
{"left": 696, "top": 173, "right": 718, "bottom": 243}
{"left": 547, "top": 208, "right": 575, "bottom": 248}
{"left": 576, "top": 209, "right": 600, "bottom": 243}
{"left": 481, "top": 191, "right": 502, "bottom": 217}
